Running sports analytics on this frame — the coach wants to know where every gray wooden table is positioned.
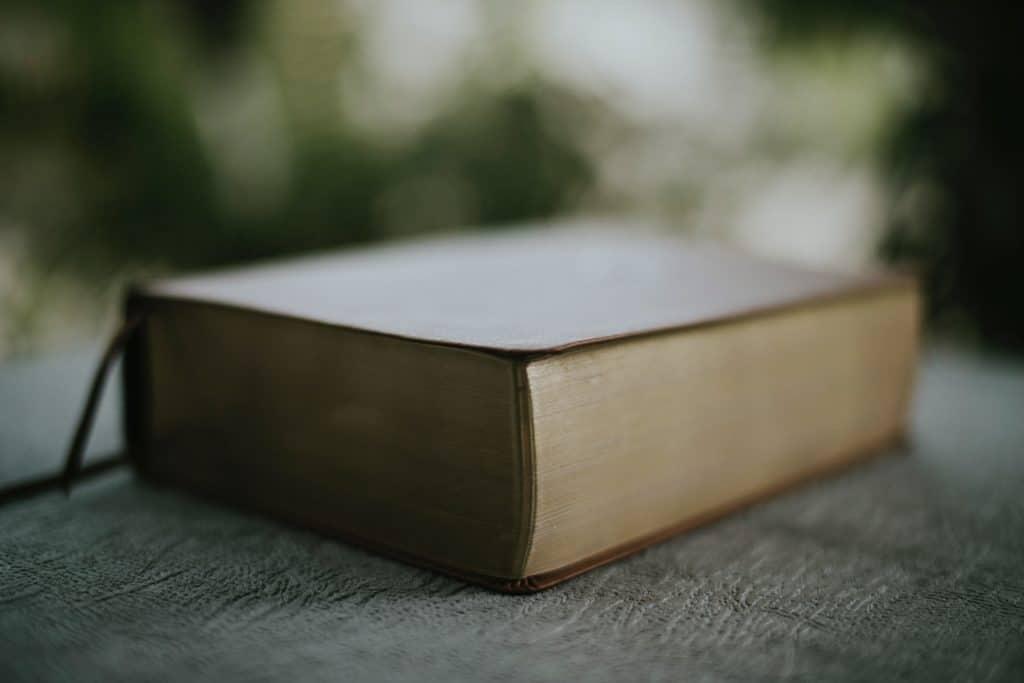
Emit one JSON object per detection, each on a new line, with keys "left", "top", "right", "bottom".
{"left": 1, "top": 345, "right": 1023, "bottom": 682}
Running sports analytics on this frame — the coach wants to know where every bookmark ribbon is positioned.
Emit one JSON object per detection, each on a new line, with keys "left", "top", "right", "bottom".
{"left": 60, "top": 314, "right": 143, "bottom": 493}
{"left": 0, "top": 314, "right": 141, "bottom": 506}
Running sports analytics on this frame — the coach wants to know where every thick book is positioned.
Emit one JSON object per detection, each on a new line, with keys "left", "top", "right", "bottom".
{"left": 107, "top": 225, "right": 919, "bottom": 592}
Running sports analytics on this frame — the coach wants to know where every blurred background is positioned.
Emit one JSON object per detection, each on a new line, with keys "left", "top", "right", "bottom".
{"left": 1, "top": 0, "right": 1021, "bottom": 360}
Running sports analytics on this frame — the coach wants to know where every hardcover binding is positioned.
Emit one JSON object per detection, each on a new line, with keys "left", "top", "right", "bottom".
{"left": 490, "top": 432, "right": 905, "bottom": 592}
{"left": 62, "top": 307, "right": 904, "bottom": 594}
{"left": 59, "top": 282, "right": 913, "bottom": 593}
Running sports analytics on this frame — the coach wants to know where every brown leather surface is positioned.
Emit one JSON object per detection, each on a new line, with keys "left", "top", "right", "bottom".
{"left": 142, "top": 223, "right": 906, "bottom": 354}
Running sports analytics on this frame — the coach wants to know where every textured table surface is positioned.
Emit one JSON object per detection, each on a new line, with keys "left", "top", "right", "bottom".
{"left": 1, "top": 345, "right": 1023, "bottom": 682}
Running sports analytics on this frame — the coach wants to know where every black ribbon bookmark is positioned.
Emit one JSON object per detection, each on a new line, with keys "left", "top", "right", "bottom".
{"left": 0, "top": 315, "right": 141, "bottom": 507}
{"left": 59, "top": 314, "right": 142, "bottom": 494}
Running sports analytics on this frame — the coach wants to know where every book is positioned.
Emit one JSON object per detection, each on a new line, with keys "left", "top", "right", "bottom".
{"left": 100, "top": 224, "right": 919, "bottom": 592}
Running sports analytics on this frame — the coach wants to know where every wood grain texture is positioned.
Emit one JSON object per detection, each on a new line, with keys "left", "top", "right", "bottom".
{"left": 2, "top": 347, "right": 1024, "bottom": 682}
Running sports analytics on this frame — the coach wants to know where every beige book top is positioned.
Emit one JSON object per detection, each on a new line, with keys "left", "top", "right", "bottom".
{"left": 141, "top": 222, "right": 903, "bottom": 354}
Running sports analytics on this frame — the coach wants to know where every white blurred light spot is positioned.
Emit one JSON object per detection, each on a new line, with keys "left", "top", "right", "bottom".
{"left": 343, "top": 0, "right": 482, "bottom": 137}
{"left": 727, "top": 163, "right": 885, "bottom": 269}
{"left": 362, "top": 0, "right": 480, "bottom": 93}
{"left": 528, "top": 0, "right": 735, "bottom": 125}
{"left": 193, "top": 58, "right": 293, "bottom": 219}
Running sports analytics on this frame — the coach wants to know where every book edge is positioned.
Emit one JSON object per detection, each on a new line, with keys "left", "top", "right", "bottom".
{"left": 130, "top": 273, "right": 917, "bottom": 356}
{"left": 492, "top": 429, "right": 911, "bottom": 594}
{"left": 121, "top": 290, "right": 537, "bottom": 579}
{"left": 512, "top": 360, "right": 538, "bottom": 578}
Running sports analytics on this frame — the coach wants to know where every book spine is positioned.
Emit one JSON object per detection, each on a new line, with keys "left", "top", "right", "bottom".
{"left": 122, "top": 289, "right": 153, "bottom": 479}
{"left": 512, "top": 361, "right": 537, "bottom": 578}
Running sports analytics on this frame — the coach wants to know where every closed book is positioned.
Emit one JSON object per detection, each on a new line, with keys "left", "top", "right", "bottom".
{"left": 99, "top": 224, "right": 918, "bottom": 592}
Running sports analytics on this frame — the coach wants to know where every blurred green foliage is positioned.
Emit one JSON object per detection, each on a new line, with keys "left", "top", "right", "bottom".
{"left": 756, "top": 1, "right": 1024, "bottom": 347}
{"left": 0, "top": 0, "right": 590, "bottom": 276}
{"left": 2, "top": 0, "right": 1023, "bottom": 353}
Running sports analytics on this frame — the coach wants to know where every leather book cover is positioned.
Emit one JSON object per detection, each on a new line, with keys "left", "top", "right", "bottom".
{"left": 62, "top": 222, "right": 917, "bottom": 592}
{"left": 137, "top": 224, "right": 907, "bottom": 354}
